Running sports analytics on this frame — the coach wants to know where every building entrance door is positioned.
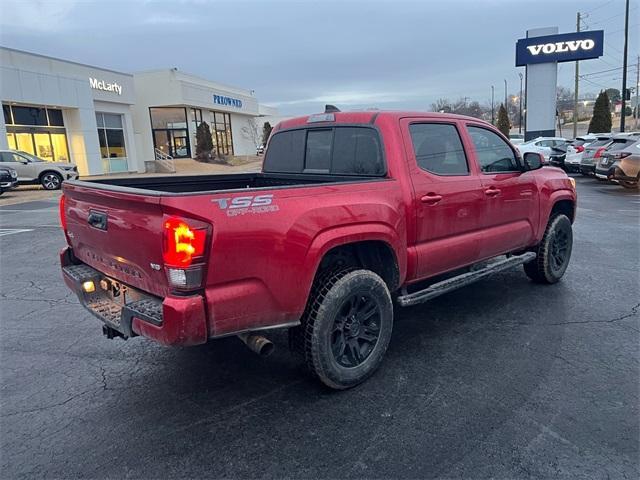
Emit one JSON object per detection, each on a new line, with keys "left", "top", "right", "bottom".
{"left": 153, "top": 129, "right": 190, "bottom": 158}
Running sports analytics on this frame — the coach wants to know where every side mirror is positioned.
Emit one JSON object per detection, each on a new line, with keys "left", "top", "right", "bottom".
{"left": 523, "top": 152, "right": 544, "bottom": 171}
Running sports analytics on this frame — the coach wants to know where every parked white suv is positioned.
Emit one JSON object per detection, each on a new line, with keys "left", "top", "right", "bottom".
{"left": 0, "top": 150, "right": 78, "bottom": 190}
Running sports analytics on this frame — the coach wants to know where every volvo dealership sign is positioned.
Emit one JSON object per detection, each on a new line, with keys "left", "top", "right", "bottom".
{"left": 516, "top": 30, "right": 604, "bottom": 66}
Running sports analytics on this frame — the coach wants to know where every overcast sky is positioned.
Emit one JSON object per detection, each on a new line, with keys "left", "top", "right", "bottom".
{"left": 0, "top": 0, "right": 637, "bottom": 115}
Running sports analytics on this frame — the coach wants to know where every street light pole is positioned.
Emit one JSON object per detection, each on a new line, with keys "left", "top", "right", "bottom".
{"left": 518, "top": 72, "right": 523, "bottom": 134}
{"left": 491, "top": 85, "right": 495, "bottom": 124}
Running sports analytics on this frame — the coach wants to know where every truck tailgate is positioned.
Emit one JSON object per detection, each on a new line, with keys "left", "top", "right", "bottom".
{"left": 63, "top": 183, "right": 170, "bottom": 298}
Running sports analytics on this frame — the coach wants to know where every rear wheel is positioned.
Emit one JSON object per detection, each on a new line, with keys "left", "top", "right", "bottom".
{"left": 524, "top": 214, "right": 573, "bottom": 284}
{"left": 298, "top": 269, "right": 393, "bottom": 390}
{"left": 619, "top": 180, "right": 638, "bottom": 189}
{"left": 40, "top": 172, "right": 62, "bottom": 190}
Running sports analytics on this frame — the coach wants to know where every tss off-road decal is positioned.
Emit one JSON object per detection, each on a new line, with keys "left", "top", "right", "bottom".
{"left": 212, "top": 194, "right": 279, "bottom": 217}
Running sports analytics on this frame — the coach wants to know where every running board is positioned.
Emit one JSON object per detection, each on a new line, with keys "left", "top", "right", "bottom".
{"left": 396, "top": 252, "right": 536, "bottom": 307}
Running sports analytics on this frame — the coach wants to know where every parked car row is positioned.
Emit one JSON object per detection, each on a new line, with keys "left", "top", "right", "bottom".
{"left": 513, "top": 133, "right": 640, "bottom": 189}
{"left": 0, "top": 149, "right": 79, "bottom": 191}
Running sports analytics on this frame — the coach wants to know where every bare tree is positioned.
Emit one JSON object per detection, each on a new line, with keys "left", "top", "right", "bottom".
{"left": 241, "top": 118, "right": 262, "bottom": 149}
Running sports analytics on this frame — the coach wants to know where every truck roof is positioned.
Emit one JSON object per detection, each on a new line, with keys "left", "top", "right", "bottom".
{"left": 275, "top": 110, "right": 493, "bottom": 131}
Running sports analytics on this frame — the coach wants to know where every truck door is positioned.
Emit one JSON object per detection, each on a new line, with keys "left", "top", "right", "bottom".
{"left": 463, "top": 124, "right": 539, "bottom": 258}
{"left": 402, "top": 119, "right": 484, "bottom": 280}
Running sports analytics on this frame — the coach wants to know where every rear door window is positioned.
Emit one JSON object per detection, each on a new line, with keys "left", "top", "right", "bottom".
{"left": 263, "top": 126, "right": 385, "bottom": 176}
{"left": 408, "top": 123, "right": 468, "bottom": 175}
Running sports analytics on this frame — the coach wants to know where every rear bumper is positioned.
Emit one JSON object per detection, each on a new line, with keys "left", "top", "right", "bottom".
{"left": 580, "top": 164, "right": 595, "bottom": 174}
{"left": 613, "top": 167, "right": 638, "bottom": 183}
{"left": 60, "top": 247, "right": 207, "bottom": 346}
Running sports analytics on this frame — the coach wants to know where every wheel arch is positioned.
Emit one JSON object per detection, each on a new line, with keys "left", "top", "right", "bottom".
{"left": 302, "top": 224, "right": 406, "bottom": 296}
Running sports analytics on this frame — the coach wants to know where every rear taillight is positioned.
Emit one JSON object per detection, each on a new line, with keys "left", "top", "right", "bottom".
{"left": 576, "top": 145, "right": 585, "bottom": 153}
{"left": 59, "top": 195, "right": 67, "bottom": 231}
{"left": 162, "top": 217, "right": 208, "bottom": 291}
{"left": 594, "top": 147, "right": 606, "bottom": 159}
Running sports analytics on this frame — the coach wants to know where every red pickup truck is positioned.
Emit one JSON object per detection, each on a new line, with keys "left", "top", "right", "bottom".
{"left": 60, "top": 109, "right": 576, "bottom": 389}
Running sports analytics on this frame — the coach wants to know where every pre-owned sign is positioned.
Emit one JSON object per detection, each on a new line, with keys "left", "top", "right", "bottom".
{"left": 516, "top": 30, "right": 604, "bottom": 66}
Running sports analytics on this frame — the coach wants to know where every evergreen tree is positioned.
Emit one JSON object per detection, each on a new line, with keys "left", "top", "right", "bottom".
{"left": 195, "top": 121, "right": 214, "bottom": 160}
{"left": 262, "top": 122, "right": 273, "bottom": 146}
{"left": 496, "top": 104, "right": 510, "bottom": 137}
{"left": 588, "top": 91, "right": 612, "bottom": 133}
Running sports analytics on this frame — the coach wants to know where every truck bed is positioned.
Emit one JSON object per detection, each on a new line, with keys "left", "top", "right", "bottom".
{"left": 81, "top": 172, "right": 378, "bottom": 195}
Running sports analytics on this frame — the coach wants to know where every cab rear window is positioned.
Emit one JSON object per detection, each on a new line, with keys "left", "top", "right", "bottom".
{"left": 263, "top": 127, "right": 385, "bottom": 176}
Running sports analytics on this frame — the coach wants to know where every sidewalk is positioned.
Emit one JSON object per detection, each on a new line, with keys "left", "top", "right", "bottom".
{"left": 0, "top": 157, "right": 264, "bottom": 206}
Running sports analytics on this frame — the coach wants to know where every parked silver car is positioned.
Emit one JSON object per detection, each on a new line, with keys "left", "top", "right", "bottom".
{"left": 0, "top": 150, "right": 78, "bottom": 190}
{"left": 580, "top": 134, "right": 613, "bottom": 176}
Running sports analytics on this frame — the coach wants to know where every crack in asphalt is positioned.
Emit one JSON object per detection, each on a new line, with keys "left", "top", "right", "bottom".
{"left": 546, "top": 303, "right": 640, "bottom": 326}
{"left": 0, "top": 388, "right": 97, "bottom": 418}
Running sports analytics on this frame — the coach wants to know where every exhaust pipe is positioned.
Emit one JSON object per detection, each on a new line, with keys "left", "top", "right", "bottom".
{"left": 237, "top": 333, "right": 274, "bottom": 357}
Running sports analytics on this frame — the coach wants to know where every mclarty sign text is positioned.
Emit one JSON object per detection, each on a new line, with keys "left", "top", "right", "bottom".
{"left": 516, "top": 30, "right": 604, "bottom": 66}
{"left": 89, "top": 78, "right": 123, "bottom": 95}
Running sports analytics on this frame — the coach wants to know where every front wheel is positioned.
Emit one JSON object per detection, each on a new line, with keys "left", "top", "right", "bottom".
{"left": 41, "top": 172, "right": 62, "bottom": 190}
{"left": 524, "top": 214, "right": 573, "bottom": 284}
{"left": 300, "top": 269, "right": 393, "bottom": 390}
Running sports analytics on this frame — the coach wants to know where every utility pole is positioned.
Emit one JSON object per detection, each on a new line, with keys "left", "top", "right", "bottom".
{"left": 620, "top": 0, "right": 629, "bottom": 132}
{"left": 491, "top": 85, "right": 495, "bottom": 124}
{"left": 504, "top": 79, "right": 508, "bottom": 111}
{"left": 573, "top": 12, "right": 581, "bottom": 139}
{"left": 635, "top": 56, "right": 639, "bottom": 129}
{"left": 519, "top": 72, "right": 523, "bottom": 134}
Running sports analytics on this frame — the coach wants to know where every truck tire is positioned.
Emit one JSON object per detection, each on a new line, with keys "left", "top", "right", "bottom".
{"left": 300, "top": 269, "right": 393, "bottom": 390}
{"left": 524, "top": 214, "right": 573, "bottom": 284}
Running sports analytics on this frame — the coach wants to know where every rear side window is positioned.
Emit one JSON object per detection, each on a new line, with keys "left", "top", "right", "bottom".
{"left": 333, "top": 128, "right": 384, "bottom": 175}
{"left": 263, "top": 126, "right": 385, "bottom": 176}
{"left": 263, "top": 129, "right": 306, "bottom": 173}
{"left": 607, "top": 138, "right": 638, "bottom": 151}
{"left": 409, "top": 123, "right": 468, "bottom": 175}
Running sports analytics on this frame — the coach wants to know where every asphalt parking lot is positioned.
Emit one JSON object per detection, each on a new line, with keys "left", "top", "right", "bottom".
{"left": 1, "top": 176, "right": 638, "bottom": 479}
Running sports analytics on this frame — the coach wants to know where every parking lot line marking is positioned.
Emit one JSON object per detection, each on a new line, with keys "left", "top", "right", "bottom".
{"left": 0, "top": 228, "right": 34, "bottom": 237}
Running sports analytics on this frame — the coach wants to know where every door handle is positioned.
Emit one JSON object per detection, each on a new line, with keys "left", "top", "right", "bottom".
{"left": 484, "top": 187, "right": 501, "bottom": 197}
{"left": 421, "top": 193, "right": 442, "bottom": 205}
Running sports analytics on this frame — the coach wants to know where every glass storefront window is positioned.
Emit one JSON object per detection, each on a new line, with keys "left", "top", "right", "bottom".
{"left": 209, "top": 111, "right": 233, "bottom": 156}
{"left": 150, "top": 108, "right": 191, "bottom": 158}
{"left": 47, "top": 109, "right": 64, "bottom": 127}
{"left": 3, "top": 104, "right": 70, "bottom": 163}
{"left": 95, "top": 112, "right": 128, "bottom": 170}
{"left": 150, "top": 107, "right": 187, "bottom": 129}
{"left": 15, "top": 133, "right": 36, "bottom": 155}
{"left": 6, "top": 133, "right": 17, "bottom": 150}
{"left": 12, "top": 106, "right": 47, "bottom": 126}
{"left": 3, "top": 105, "right": 12, "bottom": 124}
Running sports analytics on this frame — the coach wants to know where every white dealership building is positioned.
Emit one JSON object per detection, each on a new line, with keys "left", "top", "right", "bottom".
{"left": 0, "top": 47, "right": 277, "bottom": 175}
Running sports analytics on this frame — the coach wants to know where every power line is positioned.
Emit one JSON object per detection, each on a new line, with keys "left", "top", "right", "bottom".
{"left": 589, "top": 6, "right": 637, "bottom": 26}
{"left": 583, "top": 0, "right": 615, "bottom": 15}
{"left": 581, "top": 76, "right": 610, "bottom": 89}
{"left": 580, "top": 63, "right": 638, "bottom": 77}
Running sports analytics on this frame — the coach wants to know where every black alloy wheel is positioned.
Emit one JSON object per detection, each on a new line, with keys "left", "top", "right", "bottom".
{"left": 331, "top": 293, "right": 381, "bottom": 368}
